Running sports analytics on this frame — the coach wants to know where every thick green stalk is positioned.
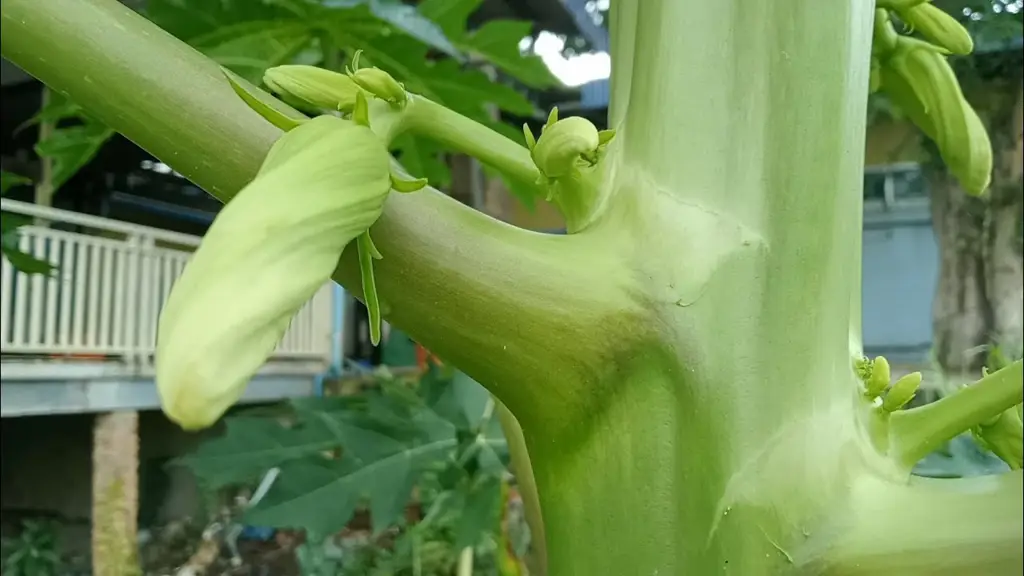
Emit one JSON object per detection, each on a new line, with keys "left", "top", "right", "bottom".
{"left": 802, "top": 471, "right": 1023, "bottom": 575}
{"left": 0, "top": 0, "right": 638, "bottom": 425}
{"left": 524, "top": 1, "right": 884, "bottom": 574}
{"left": 888, "top": 360, "right": 1023, "bottom": 468}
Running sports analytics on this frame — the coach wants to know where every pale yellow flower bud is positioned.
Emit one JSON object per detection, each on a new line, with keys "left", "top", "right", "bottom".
{"left": 156, "top": 116, "right": 392, "bottom": 429}
{"left": 879, "top": 38, "right": 991, "bottom": 195}
{"left": 264, "top": 65, "right": 362, "bottom": 113}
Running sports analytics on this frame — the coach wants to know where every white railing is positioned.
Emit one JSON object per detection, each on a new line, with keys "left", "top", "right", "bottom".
{"left": 1, "top": 199, "right": 332, "bottom": 366}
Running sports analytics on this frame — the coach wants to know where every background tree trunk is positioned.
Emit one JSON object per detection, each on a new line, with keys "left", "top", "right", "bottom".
{"left": 92, "top": 410, "right": 141, "bottom": 576}
{"left": 930, "top": 77, "right": 1023, "bottom": 375}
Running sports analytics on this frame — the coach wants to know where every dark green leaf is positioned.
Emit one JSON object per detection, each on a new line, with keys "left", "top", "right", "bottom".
{"left": 419, "top": 0, "right": 556, "bottom": 88}
{"left": 325, "top": 0, "right": 462, "bottom": 59}
{"left": 195, "top": 20, "right": 315, "bottom": 84}
{"left": 390, "top": 134, "right": 450, "bottom": 186}
{"left": 454, "top": 475, "right": 501, "bottom": 549}
{"left": 176, "top": 417, "right": 341, "bottom": 488}
{"left": 2, "top": 245, "right": 57, "bottom": 276}
{"left": 0, "top": 171, "right": 31, "bottom": 195}
{"left": 416, "top": 0, "right": 482, "bottom": 40}
{"left": 145, "top": 0, "right": 301, "bottom": 42}
{"left": 34, "top": 123, "right": 115, "bottom": 192}
{"left": 245, "top": 422, "right": 456, "bottom": 534}
{"left": 13, "top": 94, "right": 83, "bottom": 136}
{"left": 1, "top": 213, "right": 59, "bottom": 277}
{"left": 463, "top": 20, "right": 558, "bottom": 89}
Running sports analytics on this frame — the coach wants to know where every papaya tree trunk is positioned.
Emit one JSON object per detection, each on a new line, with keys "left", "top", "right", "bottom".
{"left": 2, "top": 0, "right": 1021, "bottom": 574}
{"left": 930, "top": 79, "right": 1023, "bottom": 374}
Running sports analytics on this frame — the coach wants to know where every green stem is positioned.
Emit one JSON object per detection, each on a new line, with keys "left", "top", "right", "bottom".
{"left": 802, "top": 471, "right": 1024, "bottom": 575}
{"left": 0, "top": 0, "right": 637, "bottom": 427}
{"left": 393, "top": 96, "right": 543, "bottom": 194}
{"left": 888, "top": 360, "right": 1023, "bottom": 468}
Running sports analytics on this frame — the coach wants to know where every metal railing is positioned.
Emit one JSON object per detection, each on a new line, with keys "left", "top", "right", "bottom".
{"left": 1, "top": 199, "right": 332, "bottom": 367}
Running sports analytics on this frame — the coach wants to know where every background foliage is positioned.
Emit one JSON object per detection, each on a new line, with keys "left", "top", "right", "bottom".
{"left": 24, "top": 0, "right": 557, "bottom": 207}
{"left": 177, "top": 366, "right": 523, "bottom": 574}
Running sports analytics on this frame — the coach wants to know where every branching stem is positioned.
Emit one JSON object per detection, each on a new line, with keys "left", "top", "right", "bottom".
{"left": 395, "top": 96, "right": 542, "bottom": 192}
{"left": 0, "top": 0, "right": 641, "bottom": 426}
{"left": 888, "top": 360, "right": 1023, "bottom": 468}
{"left": 804, "top": 471, "right": 1024, "bottom": 575}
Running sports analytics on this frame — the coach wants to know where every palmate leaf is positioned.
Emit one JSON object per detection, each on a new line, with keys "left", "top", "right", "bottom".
{"left": 419, "top": 0, "right": 559, "bottom": 89}
{"left": 324, "top": 0, "right": 462, "bottom": 58}
{"left": 179, "top": 370, "right": 509, "bottom": 539}
{"left": 242, "top": 404, "right": 457, "bottom": 535}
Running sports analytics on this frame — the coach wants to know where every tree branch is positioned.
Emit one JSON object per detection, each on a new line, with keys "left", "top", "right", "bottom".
{"left": 888, "top": 360, "right": 1023, "bottom": 468}
{"left": 0, "top": 0, "right": 641, "bottom": 425}
{"left": 800, "top": 471, "right": 1023, "bottom": 575}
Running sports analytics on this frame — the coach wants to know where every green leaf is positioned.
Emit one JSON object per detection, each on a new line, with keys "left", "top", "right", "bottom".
{"left": 1, "top": 213, "right": 59, "bottom": 277}
{"left": 34, "top": 123, "right": 115, "bottom": 192}
{"left": 419, "top": 0, "right": 557, "bottom": 88}
{"left": 454, "top": 475, "right": 502, "bottom": 549}
{"left": 417, "top": 0, "right": 482, "bottom": 40}
{"left": 175, "top": 417, "right": 342, "bottom": 488}
{"left": 390, "top": 133, "right": 450, "bottom": 186}
{"left": 0, "top": 171, "right": 31, "bottom": 195}
{"left": 245, "top": 419, "right": 456, "bottom": 534}
{"left": 193, "top": 20, "right": 315, "bottom": 84}
{"left": 422, "top": 370, "right": 491, "bottom": 431}
{"left": 145, "top": 0, "right": 303, "bottom": 42}
{"left": 13, "top": 95, "right": 83, "bottom": 136}
{"left": 422, "top": 60, "right": 535, "bottom": 118}
{"left": 463, "top": 20, "right": 559, "bottom": 89}
{"left": 323, "top": 0, "right": 462, "bottom": 59}
{"left": 1, "top": 249, "right": 56, "bottom": 276}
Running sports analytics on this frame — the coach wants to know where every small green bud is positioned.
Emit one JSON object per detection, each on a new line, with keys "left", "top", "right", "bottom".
{"left": 872, "top": 9, "right": 900, "bottom": 56}
{"left": 156, "top": 116, "right": 392, "bottom": 430}
{"left": 897, "top": 3, "right": 974, "bottom": 55}
{"left": 264, "top": 65, "right": 361, "bottom": 113}
{"left": 882, "top": 371, "right": 923, "bottom": 412}
{"left": 866, "top": 356, "right": 892, "bottom": 397}
{"left": 531, "top": 116, "right": 604, "bottom": 180}
{"left": 349, "top": 67, "right": 407, "bottom": 107}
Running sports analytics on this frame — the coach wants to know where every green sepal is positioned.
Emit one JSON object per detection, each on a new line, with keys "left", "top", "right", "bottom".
{"left": 357, "top": 231, "right": 383, "bottom": 346}
{"left": 224, "top": 68, "right": 306, "bottom": 132}
{"left": 390, "top": 173, "right": 428, "bottom": 193}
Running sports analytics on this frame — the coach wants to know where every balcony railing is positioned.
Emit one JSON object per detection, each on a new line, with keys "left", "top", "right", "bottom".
{"left": 1, "top": 199, "right": 332, "bottom": 368}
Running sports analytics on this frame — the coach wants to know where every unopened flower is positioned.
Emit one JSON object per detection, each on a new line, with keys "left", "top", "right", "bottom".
{"left": 264, "top": 65, "right": 362, "bottom": 113}
{"left": 156, "top": 116, "right": 392, "bottom": 430}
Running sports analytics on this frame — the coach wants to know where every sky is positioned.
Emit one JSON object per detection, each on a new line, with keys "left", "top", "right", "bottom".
{"left": 527, "top": 31, "right": 611, "bottom": 87}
